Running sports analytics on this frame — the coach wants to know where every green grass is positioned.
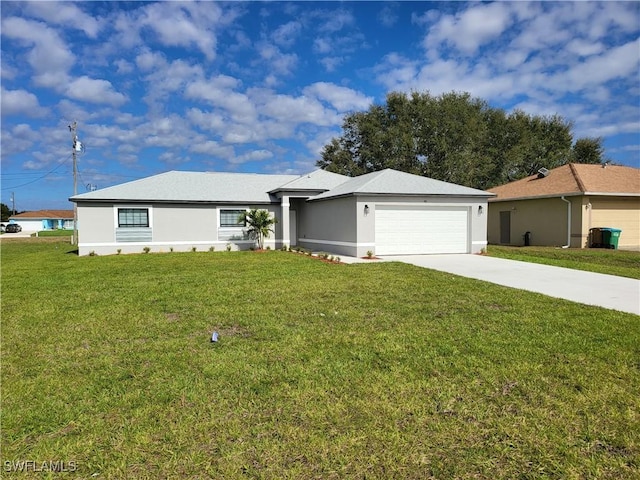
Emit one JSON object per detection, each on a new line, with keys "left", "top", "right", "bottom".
{"left": 32, "top": 229, "right": 74, "bottom": 237}
{"left": 488, "top": 245, "right": 640, "bottom": 280}
{"left": 2, "top": 239, "right": 639, "bottom": 479}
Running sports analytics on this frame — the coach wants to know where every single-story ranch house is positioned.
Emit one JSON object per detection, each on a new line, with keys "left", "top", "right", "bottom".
{"left": 487, "top": 163, "right": 640, "bottom": 249}
{"left": 70, "top": 168, "right": 493, "bottom": 257}
{"left": 8, "top": 209, "right": 74, "bottom": 232}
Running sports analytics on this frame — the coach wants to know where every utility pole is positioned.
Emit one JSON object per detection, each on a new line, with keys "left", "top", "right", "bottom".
{"left": 69, "top": 121, "right": 78, "bottom": 246}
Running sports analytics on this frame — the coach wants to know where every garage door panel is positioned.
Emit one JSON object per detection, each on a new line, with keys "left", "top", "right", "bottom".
{"left": 375, "top": 206, "right": 469, "bottom": 255}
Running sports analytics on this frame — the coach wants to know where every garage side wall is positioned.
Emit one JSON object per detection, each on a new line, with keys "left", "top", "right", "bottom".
{"left": 297, "top": 196, "right": 359, "bottom": 256}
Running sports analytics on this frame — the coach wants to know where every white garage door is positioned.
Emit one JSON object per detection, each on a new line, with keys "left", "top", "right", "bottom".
{"left": 375, "top": 205, "right": 469, "bottom": 255}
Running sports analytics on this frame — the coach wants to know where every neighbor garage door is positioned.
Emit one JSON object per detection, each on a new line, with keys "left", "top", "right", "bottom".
{"left": 375, "top": 205, "right": 469, "bottom": 255}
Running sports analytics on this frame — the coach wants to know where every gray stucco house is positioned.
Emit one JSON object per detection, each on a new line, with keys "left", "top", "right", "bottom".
{"left": 70, "top": 168, "right": 493, "bottom": 257}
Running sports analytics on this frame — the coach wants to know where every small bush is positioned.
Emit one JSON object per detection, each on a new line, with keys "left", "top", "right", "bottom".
{"left": 209, "top": 246, "right": 215, "bottom": 252}
{"left": 191, "top": 247, "right": 197, "bottom": 253}
{"left": 143, "top": 247, "right": 150, "bottom": 254}
{"left": 89, "top": 250, "right": 97, "bottom": 256}
{"left": 116, "top": 249, "right": 121, "bottom": 255}
{"left": 266, "top": 246, "right": 271, "bottom": 250}
{"left": 281, "top": 245, "right": 288, "bottom": 251}
{"left": 169, "top": 247, "right": 174, "bottom": 253}
{"left": 366, "top": 250, "right": 374, "bottom": 258}
{"left": 334, "top": 256, "right": 341, "bottom": 263}
{"left": 226, "top": 243, "right": 232, "bottom": 252}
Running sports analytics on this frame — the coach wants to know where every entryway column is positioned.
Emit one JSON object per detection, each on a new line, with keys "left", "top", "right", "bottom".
{"left": 281, "top": 195, "right": 290, "bottom": 248}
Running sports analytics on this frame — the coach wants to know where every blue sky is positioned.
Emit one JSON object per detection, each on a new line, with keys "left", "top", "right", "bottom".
{"left": 2, "top": 1, "right": 639, "bottom": 211}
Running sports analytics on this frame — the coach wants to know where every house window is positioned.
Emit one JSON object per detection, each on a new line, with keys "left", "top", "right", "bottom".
{"left": 220, "top": 209, "right": 246, "bottom": 227}
{"left": 118, "top": 208, "right": 149, "bottom": 228}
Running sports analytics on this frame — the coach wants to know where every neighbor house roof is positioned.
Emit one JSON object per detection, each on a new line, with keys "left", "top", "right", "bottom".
{"left": 488, "top": 163, "right": 640, "bottom": 202}
{"left": 70, "top": 171, "right": 301, "bottom": 204}
{"left": 10, "top": 209, "right": 74, "bottom": 219}
{"left": 309, "top": 169, "right": 493, "bottom": 201}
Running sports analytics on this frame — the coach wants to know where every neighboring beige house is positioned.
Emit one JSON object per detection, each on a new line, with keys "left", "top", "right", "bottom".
{"left": 487, "top": 163, "right": 640, "bottom": 249}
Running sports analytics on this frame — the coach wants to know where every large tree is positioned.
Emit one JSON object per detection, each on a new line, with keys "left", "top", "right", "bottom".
{"left": 317, "top": 91, "right": 603, "bottom": 190}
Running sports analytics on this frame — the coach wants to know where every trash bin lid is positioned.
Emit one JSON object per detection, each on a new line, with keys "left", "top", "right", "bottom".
{"left": 600, "top": 227, "right": 622, "bottom": 232}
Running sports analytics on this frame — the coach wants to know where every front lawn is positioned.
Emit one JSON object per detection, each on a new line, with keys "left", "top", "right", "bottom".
{"left": 2, "top": 239, "right": 639, "bottom": 479}
{"left": 488, "top": 245, "right": 640, "bottom": 279}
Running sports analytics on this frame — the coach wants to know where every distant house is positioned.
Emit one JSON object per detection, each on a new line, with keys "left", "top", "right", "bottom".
{"left": 487, "top": 164, "right": 640, "bottom": 249}
{"left": 9, "top": 210, "right": 74, "bottom": 232}
{"left": 69, "top": 168, "right": 493, "bottom": 257}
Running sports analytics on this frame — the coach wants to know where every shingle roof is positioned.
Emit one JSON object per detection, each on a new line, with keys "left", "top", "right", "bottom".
{"left": 271, "top": 169, "right": 348, "bottom": 192}
{"left": 488, "top": 164, "right": 640, "bottom": 202}
{"left": 11, "top": 209, "right": 74, "bottom": 219}
{"left": 309, "top": 168, "right": 493, "bottom": 201}
{"left": 71, "top": 171, "right": 300, "bottom": 203}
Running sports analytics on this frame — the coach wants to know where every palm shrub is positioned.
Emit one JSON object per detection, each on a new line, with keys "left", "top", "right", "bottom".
{"left": 238, "top": 209, "right": 277, "bottom": 250}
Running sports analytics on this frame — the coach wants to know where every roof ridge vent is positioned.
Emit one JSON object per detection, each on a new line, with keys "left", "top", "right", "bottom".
{"left": 537, "top": 167, "right": 549, "bottom": 178}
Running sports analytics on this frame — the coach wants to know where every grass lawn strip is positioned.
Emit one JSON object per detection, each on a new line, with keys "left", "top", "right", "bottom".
{"left": 2, "top": 239, "right": 639, "bottom": 479}
{"left": 487, "top": 245, "right": 640, "bottom": 280}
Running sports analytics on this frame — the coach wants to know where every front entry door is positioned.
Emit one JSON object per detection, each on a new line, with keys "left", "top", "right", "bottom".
{"left": 500, "top": 211, "right": 511, "bottom": 244}
{"left": 289, "top": 210, "right": 297, "bottom": 246}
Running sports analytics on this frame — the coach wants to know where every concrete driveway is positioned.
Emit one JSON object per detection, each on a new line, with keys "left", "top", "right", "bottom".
{"left": 382, "top": 254, "right": 640, "bottom": 316}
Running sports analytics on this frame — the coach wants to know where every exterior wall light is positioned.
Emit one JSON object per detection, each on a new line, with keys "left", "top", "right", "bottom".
{"left": 364, "top": 204, "right": 370, "bottom": 215}
{"left": 478, "top": 205, "right": 483, "bottom": 215}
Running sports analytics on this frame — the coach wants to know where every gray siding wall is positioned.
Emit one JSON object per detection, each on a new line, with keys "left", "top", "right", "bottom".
{"left": 297, "top": 196, "right": 359, "bottom": 256}
{"left": 77, "top": 202, "right": 281, "bottom": 256}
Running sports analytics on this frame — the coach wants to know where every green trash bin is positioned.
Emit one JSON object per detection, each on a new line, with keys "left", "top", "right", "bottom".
{"left": 601, "top": 228, "right": 622, "bottom": 249}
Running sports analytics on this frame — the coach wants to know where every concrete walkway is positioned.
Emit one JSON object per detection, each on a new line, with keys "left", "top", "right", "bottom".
{"left": 378, "top": 255, "right": 639, "bottom": 315}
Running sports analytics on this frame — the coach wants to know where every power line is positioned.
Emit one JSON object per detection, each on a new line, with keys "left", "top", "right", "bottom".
{"left": 1, "top": 155, "right": 72, "bottom": 190}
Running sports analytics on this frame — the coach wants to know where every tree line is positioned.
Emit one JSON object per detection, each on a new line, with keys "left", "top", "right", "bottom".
{"left": 317, "top": 91, "right": 605, "bottom": 190}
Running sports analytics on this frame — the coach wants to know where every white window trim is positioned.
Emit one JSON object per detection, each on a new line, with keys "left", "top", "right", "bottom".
{"left": 113, "top": 205, "right": 153, "bottom": 229}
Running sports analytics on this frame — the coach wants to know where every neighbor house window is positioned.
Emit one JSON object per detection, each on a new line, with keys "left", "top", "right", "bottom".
{"left": 118, "top": 208, "right": 149, "bottom": 228}
{"left": 220, "top": 209, "right": 246, "bottom": 227}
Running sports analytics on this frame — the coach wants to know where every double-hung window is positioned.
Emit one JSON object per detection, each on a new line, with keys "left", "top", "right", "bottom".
{"left": 220, "top": 209, "right": 246, "bottom": 228}
{"left": 118, "top": 208, "right": 149, "bottom": 228}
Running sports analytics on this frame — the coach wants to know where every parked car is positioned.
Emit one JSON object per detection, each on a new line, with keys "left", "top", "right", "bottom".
{"left": 5, "top": 223, "right": 22, "bottom": 233}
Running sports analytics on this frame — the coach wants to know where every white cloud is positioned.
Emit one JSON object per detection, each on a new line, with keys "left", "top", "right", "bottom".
{"left": 0, "top": 87, "right": 48, "bottom": 117}
{"left": 189, "top": 140, "right": 235, "bottom": 159}
{"left": 114, "top": 59, "right": 134, "bottom": 74}
{"left": 256, "top": 42, "right": 298, "bottom": 76}
{"left": 185, "top": 76, "right": 257, "bottom": 124}
{"left": 65, "top": 76, "right": 127, "bottom": 106}
{"left": 378, "top": 5, "right": 399, "bottom": 28}
{"left": 303, "top": 83, "right": 372, "bottom": 112}
{"left": 425, "top": 2, "right": 514, "bottom": 54}
{"left": 1, "top": 16, "right": 74, "bottom": 88}
{"left": 271, "top": 21, "right": 302, "bottom": 48}
{"left": 557, "top": 39, "right": 640, "bottom": 91}
{"left": 115, "top": 2, "right": 244, "bottom": 61}
{"left": 23, "top": 1, "right": 102, "bottom": 38}
{"left": 231, "top": 149, "right": 274, "bottom": 164}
